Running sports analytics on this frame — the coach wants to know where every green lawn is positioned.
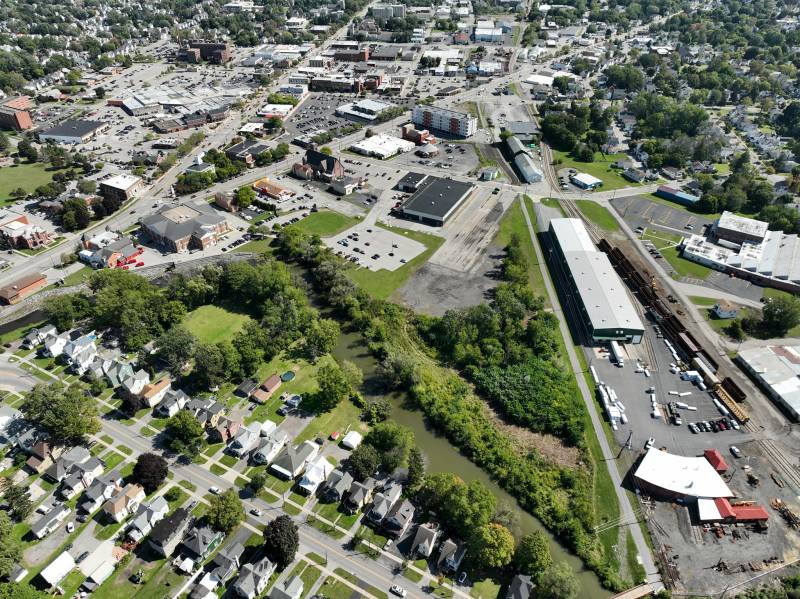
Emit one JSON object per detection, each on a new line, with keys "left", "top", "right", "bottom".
{"left": 290, "top": 210, "right": 361, "bottom": 237}
{"left": 574, "top": 200, "right": 620, "bottom": 232}
{"left": 688, "top": 295, "right": 717, "bottom": 306}
{"left": 552, "top": 150, "right": 637, "bottom": 191}
{"left": 235, "top": 238, "right": 273, "bottom": 254}
{"left": 0, "top": 163, "right": 67, "bottom": 203}
{"left": 346, "top": 223, "right": 444, "bottom": 300}
{"left": 61, "top": 266, "right": 93, "bottom": 287}
{"left": 639, "top": 228, "right": 711, "bottom": 280}
{"left": 0, "top": 318, "right": 47, "bottom": 344}
{"left": 182, "top": 304, "right": 252, "bottom": 344}
{"left": 294, "top": 397, "right": 365, "bottom": 444}
{"left": 470, "top": 578, "right": 501, "bottom": 599}
{"left": 317, "top": 577, "right": 354, "bottom": 599}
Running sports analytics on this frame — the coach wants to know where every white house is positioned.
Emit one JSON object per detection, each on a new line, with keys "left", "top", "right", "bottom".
{"left": 298, "top": 456, "right": 334, "bottom": 495}
{"left": 341, "top": 430, "right": 362, "bottom": 450}
{"left": 252, "top": 430, "right": 289, "bottom": 465}
{"left": 121, "top": 369, "right": 150, "bottom": 397}
{"left": 43, "top": 331, "right": 70, "bottom": 357}
{"left": 127, "top": 496, "right": 169, "bottom": 542}
{"left": 229, "top": 424, "right": 260, "bottom": 458}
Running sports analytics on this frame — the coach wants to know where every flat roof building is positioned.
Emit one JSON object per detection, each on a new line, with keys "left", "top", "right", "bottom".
{"left": 336, "top": 99, "right": 398, "bottom": 122}
{"left": 569, "top": 172, "right": 603, "bottom": 190}
{"left": 548, "top": 218, "right": 644, "bottom": 343}
{"left": 634, "top": 447, "right": 733, "bottom": 499}
{"left": 99, "top": 174, "right": 144, "bottom": 203}
{"left": 399, "top": 177, "right": 474, "bottom": 226}
{"left": 350, "top": 134, "right": 415, "bottom": 159}
{"left": 714, "top": 211, "right": 769, "bottom": 245}
{"left": 38, "top": 120, "right": 107, "bottom": 144}
{"left": 412, "top": 105, "right": 477, "bottom": 138}
{"left": 737, "top": 345, "right": 800, "bottom": 421}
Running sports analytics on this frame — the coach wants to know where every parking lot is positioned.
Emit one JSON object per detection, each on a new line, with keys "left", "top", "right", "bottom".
{"left": 323, "top": 222, "right": 426, "bottom": 271}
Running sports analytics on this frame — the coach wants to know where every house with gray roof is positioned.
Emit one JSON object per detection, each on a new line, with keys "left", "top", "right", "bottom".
{"left": 211, "top": 541, "right": 245, "bottom": 581}
{"left": 269, "top": 440, "right": 319, "bottom": 479}
{"left": 45, "top": 446, "right": 91, "bottom": 483}
{"left": 140, "top": 202, "right": 229, "bottom": 253}
{"left": 126, "top": 496, "right": 169, "bottom": 542}
{"left": 411, "top": 523, "right": 440, "bottom": 558}
{"left": 270, "top": 575, "right": 303, "bottom": 599}
{"left": 149, "top": 507, "right": 193, "bottom": 557}
{"left": 58, "top": 456, "right": 104, "bottom": 499}
{"left": 182, "top": 525, "right": 223, "bottom": 561}
{"left": 156, "top": 388, "right": 191, "bottom": 417}
{"left": 252, "top": 430, "right": 289, "bottom": 465}
{"left": 436, "top": 538, "right": 467, "bottom": 574}
{"left": 367, "top": 481, "right": 402, "bottom": 524}
{"left": 506, "top": 574, "right": 533, "bottom": 599}
{"left": 321, "top": 469, "right": 353, "bottom": 503}
{"left": 384, "top": 498, "right": 415, "bottom": 537}
{"left": 229, "top": 423, "right": 260, "bottom": 458}
{"left": 233, "top": 556, "right": 276, "bottom": 598}
{"left": 79, "top": 470, "right": 122, "bottom": 513}
{"left": 31, "top": 504, "right": 70, "bottom": 539}
{"left": 344, "top": 477, "right": 376, "bottom": 513}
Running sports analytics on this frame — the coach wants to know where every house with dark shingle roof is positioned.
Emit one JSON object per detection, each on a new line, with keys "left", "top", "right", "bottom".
{"left": 292, "top": 149, "right": 345, "bottom": 183}
{"left": 140, "top": 202, "right": 229, "bottom": 253}
{"left": 232, "top": 556, "right": 276, "bottom": 598}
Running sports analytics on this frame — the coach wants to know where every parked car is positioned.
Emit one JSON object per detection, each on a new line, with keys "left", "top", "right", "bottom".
{"left": 76, "top": 551, "right": 90, "bottom": 564}
{"left": 644, "top": 437, "right": 655, "bottom": 450}
{"left": 390, "top": 586, "right": 407, "bottom": 597}
{"left": 209, "top": 486, "right": 221, "bottom": 495}
{"left": 730, "top": 446, "right": 742, "bottom": 458}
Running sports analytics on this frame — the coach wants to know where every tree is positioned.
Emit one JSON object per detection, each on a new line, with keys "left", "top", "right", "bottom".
{"left": 22, "top": 383, "right": 100, "bottom": 446}
{"left": 0, "top": 583, "right": 48, "bottom": 599}
{"left": 315, "top": 361, "right": 350, "bottom": 412}
{"left": 0, "top": 513, "right": 21, "bottom": 580}
{"left": 725, "top": 318, "right": 746, "bottom": 341}
{"left": 406, "top": 446, "right": 425, "bottom": 491}
{"left": 364, "top": 421, "right": 413, "bottom": 472}
{"left": 304, "top": 318, "right": 340, "bottom": 360}
{"left": 95, "top": 86, "right": 106, "bottom": 99}
{"left": 515, "top": 531, "right": 552, "bottom": 580}
{"left": 235, "top": 185, "right": 256, "bottom": 210}
{"left": 193, "top": 343, "right": 226, "bottom": 389}
{"left": 132, "top": 453, "right": 169, "bottom": 494}
{"left": 340, "top": 360, "right": 363, "bottom": 389}
{"left": 250, "top": 472, "right": 267, "bottom": 493}
{"left": 166, "top": 410, "right": 206, "bottom": 455}
{"left": 468, "top": 523, "right": 515, "bottom": 569}
{"left": 77, "top": 179, "right": 97, "bottom": 194}
{"left": 538, "top": 562, "right": 580, "bottom": 599}
{"left": 207, "top": 489, "right": 244, "bottom": 533}
{"left": 154, "top": 326, "right": 197, "bottom": 376}
{"left": 16, "top": 139, "right": 37, "bottom": 162}
{"left": 347, "top": 443, "right": 381, "bottom": 480}
{"left": 43, "top": 294, "right": 90, "bottom": 330}
{"left": 1, "top": 479, "right": 33, "bottom": 521}
{"left": 0, "top": 132, "right": 8, "bottom": 153}
{"left": 761, "top": 295, "right": 800, "bottom": 337}
{"left": 263, "top": 515, "right": 299, "bottom": 569}
{"left": 320, "top": 147, "right": 333, "bottom": 155}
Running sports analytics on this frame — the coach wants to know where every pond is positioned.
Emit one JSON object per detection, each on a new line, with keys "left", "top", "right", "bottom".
{"left": 333, "top": 331, "right": 608, "bottom": 598}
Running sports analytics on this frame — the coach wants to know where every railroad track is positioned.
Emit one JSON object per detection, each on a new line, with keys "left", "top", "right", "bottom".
{"left": 758, "top": 438, "right": 800, "bottom": 491}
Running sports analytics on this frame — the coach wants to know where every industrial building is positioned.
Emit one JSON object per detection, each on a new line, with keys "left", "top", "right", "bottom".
{"left": 682, "top": 211, "right": 800, "bottom": 293}
{"left": 505, "top": 136, "right": 543, "bottom": 182}
{"left": 349, "top": 134, "right": 415, "bottom": 159}
{"left": 411, "top": 105, "right": 477, "bottom": 138}
{"left": 398, "top": 177, "right": 474, "bottom": 226}
{"left": 633, "top": 447, "right": 733, "bottom": 500}
{"left": 38, "top": 120, "right": 107, "bottom": 144}
{"left": 737, "top": 345, "right": 800, "bottom": 421}
{"left": 569, "top": 172, "right": 603, "bottom": 190}
{"left": 336, "top": 99, "right": 397, "bottom": 122}
{"left": 548, "top": 218, "right": 644, "bottom": 343}
{"left": 654, "top": 185, "right": 699, "bottom": 207}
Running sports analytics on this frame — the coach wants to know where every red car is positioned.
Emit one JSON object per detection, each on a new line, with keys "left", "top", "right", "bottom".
{"left": 329, "top": 431, "right": 340, "bottom": 441}
{"left": 135, "top": 261, "right": 144, "bottom": 267}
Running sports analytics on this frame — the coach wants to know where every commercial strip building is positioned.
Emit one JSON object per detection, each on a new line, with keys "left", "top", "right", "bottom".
{"left": 336, "top": 99, "right": 398, "bottom": 122}
{"left": 681, "top": 211, "right": 800, "bottom": 293}
{"left": 37, "top": 119, "right": 107, "bottom": 144}
{"left": 0, "top": 272, "right": 47, "bottom": 304}
{"left": 349, "top": 134, "right": 415, "bottom": 159}
{"left": 548, "top": 218, "right": 644, "bottom": 343}
{"left": 411, "top": 105, "right": 477, "bottom": 138}
{"left": 397, "top": 176, "right": 474, "bottom": 226}
{"left": 737, "top": 345, "right": 800, "bottom": 421}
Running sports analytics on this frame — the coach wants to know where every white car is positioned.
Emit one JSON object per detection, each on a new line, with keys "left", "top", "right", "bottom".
{"left": 209, "top": 486, "right": 221, "bottom": 495}
{"left": 730, "top": 419, "right": 740, "bottom": 430}
{"left": 730, "top": 446, "right": 742, "bottom": 458}
{"left": 66, "top": 522, "right": 75, "bottom": 533}
{"left": 390, "top": 585, "right": 407, "bottom": 597}
{"left": 644, "top": 437, "right": 655, "bottom": 450}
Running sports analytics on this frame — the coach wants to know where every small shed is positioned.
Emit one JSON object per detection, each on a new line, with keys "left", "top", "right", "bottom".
{"left": 40, "top": 551, "right": 75, "bottom": 587}
{"left": 703, "top": 449, "right": 729, "bottom": 473}
{"left": 341, "top": 430, "right": 363, "bottom": 450}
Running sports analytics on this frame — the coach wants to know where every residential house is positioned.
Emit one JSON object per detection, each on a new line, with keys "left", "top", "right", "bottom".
{"left": 270, "top": 575, "right": 304, "bottom": 599}
{"left": 62, "top": 332, "right": 98, "bottom": 374}
{"left": 411, "top": 523, "right": 440, "bottom": 558}
{"left": 232, "top": 557, "right": 276, "bottom": 599}
{"left": 141, "top": 378, "right": 172, "bottom": 408}
{"left": 251, "top": 374, "right": 281, "bottom": 404}
{"left": 187, "top": 398, "right": 225, "bottom": 429}
{"left": 21, "top": 324, "right": 57, "bottom": 349}
{"left": 43, "top": 331, "right": 71, "bottom": 358}
{"left": 660, "top": 166, "right": 683, "bottom": 181}
{"left": 321, "top": 469, "right": 353, "bottom": 503}
{"left": 252, "top": 430, "right": 289, "bottom": 465}
{"left": 211, "top": 541, "right": 245, "bottom": 581}
{"left": 436, "top": 539, "right": 467, "bottom": 574}
{"left": 0, "top": 406, "right": 22, "bottom": 439}
{"left": 126, "top": 496, "right": 169, "bottom": 542}
{"left": 182, "top": 525, "right": 224, "bottom": 561}
{"left": 270, "top": 440, "right": 319, "bottom": 479}
{"left": 260, "top": 419, "right": 277, "bottom": 438}
{"left": 156, "top": 388, "right": 191, "bottom": 418}
{"left": 235, "top": 379, "right": 259, "bottom": 398}
{"left": 44, "top": 446, "right": 91, "bottom": 483}
{"left": 149, "top": 507, "right": 193, "bottom": 557}
{"left": 31, "top": 504, "right": 70, "bottom": 539}
{"left": 25, "top": 439, "right": 55, "bottom": 474}
{"left": 211, "top": 415, "right": 242, "bottom": 444}
{"left": 191, "top": 571, "right": 222, "bottom": 599}
{"left": 121, "top": 369, "right": 151, "bottom": 398}
{"left": 229, "top": 423, "right": 260, "bottom": 457}
{"left": 367, "top": 482, "right": 402, "bottom": 524}
{"left": 506, "top": 574, "right": 533, "bottom": 599}
{"left": 344, "top": 477, "right": 376, "bottom": 513}
{"left": 298, "top": 455, "right": 334, "bottom": 495}
{"left": 622, "top": 168, "right": 646, "bottom": 183}
{"left": 101, "top": 483, "right": 145, "bottom": 523}
{"left": 79, "top": 470, "right": 123, "bottom": 513}
{"left": 384, "top": 498, "right": 415, "bottom": 537}
{"left": 58, "top": 457, "right": 104, "bottom": 500}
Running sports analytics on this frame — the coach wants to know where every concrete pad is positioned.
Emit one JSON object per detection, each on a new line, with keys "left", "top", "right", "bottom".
{"left": 324, "top": 223, "right": 426, "bottom": 272}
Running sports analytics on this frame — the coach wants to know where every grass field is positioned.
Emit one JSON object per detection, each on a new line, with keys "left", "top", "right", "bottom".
{"left": 574, "top": 200, "right": 620, "bottom": 232}
{"left": 0, "top": 162, "right": 66, "bottom": 203}
{"left": 346, "top": 223, "right": 444, "bottom": 300}
{"left": 290, "top": 210, "right": 361, "bottom": 237}
{"left": 294, "top": 396, "right": 366, "bottom": 444}
{"left": 552, "top": 150, "right": 636, "bottom": 191}
{"left": 495, "top": 197, "right": 547, "bottom": 300}
{"left": 639, "top": 229, "right": 711, "bottom": 280}
{"left": 182, "top": 304, "right": 252, "bottom": 344}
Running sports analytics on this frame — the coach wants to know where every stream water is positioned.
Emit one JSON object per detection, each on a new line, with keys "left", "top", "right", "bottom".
{"left": 333, "top": 331, "right": 608, "bottom": 597}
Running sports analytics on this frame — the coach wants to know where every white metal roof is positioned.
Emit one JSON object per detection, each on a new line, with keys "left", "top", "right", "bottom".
{"left": 572, "top": 172, "right": 603, "bottom": 186}
{"left": 697, "top": 498, "right": 722, "bottom": 522}
{"left": 549, "top": 218, "right": 594, "bottom": 252}
{"left": 738, "top": 345, "right": 800, "bottom": 420}
{"left": 41, "top": 551, "right": 75, "bottom": 586}
{"left": 634, "top": 448, "right": 733, "bottom": 498}
{"left": 716, "top": 211, "right": 768, "bottom": 240}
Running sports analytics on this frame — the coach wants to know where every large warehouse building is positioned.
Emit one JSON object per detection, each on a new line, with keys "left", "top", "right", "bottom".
{"left": 399, "top": 176, "right": 474, "bottom": 226}
{"left": 411, "top": 105, "right": 477, "bottom": 138}
{"left": 548, "top": 218, "right": 644, "bottom": 343}
{"left": 737, "top": 345, "right": 800, "bottom": 421}
{"left": 634, "top": 448, "right": 733, "bottom": 499}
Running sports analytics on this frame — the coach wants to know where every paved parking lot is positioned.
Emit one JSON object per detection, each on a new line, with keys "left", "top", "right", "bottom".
{"left": 324, "top": 223, "right": 426, "bottom": 271}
